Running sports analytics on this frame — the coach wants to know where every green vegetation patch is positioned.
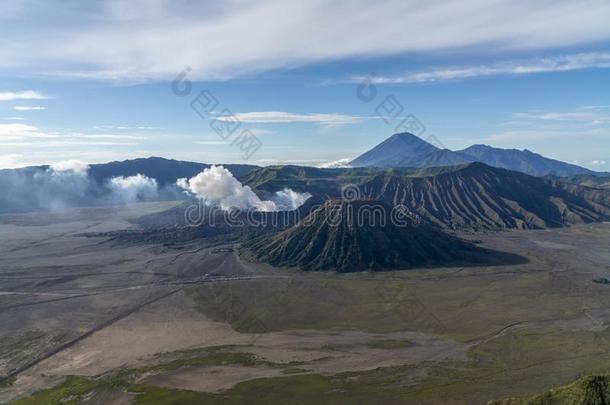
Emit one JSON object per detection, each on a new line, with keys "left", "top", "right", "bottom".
{"left": 138, "top": 352, "right": 261, "bottom": 373}
{"left": 188, "top": 276, "right": 446, "bottom": 335}
{"left": 9, "top": 375, "right": 125, "bottom": 405}
{"left": 490, "top": 374, "right": 610, "bottom": 404}
{"left": 0, "top": 376, "right": 15, "bottom": 389}
{"left": 403, "top": 326, "right": 610, "bottom": 404}
{"left": 13, "top": 326, "right": 610, "bottom": 405}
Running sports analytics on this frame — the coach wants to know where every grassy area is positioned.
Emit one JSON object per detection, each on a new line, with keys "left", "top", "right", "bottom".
{"left": 0, "top": 331, "right": 70, "bottom": 385}
{"left": 12, "top": 371, "right": 413, "bottom": 405}
{"left": 12, "top": 262, "right": 610, "bottom": 405}
{"left": 138, "top": 352, "right": 261, "bottom": 373}
{"left": 490, "top": 375, "right": 610, "bottom": 404}
{"left": 0, "top": 376, "right": 15, "bottom": 389}
{"left": 399, "top": 326, "right": 610, "bottom": 404}
{"left": 9, "top": 345, "right": 328, "bottom": 404}
{"left": 187, "top": 266, "right": 610, "bottom": 343}
{"left": 13, "top": 325, "right": 610, "bottom": 404}
{"left": 10, "top": 376, "right": 120, "bottom": 405}
{"left": 188, "top": 275, "right": 448, "bottom": 335}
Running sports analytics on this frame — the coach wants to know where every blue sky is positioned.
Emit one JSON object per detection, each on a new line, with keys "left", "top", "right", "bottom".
{"left": 1, "top": 0, "right": 610, "bottom": 170}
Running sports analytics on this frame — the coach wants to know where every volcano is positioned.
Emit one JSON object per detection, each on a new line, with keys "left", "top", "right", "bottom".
{"left": 245, "top": 199, "right": 512, "bottom": 272}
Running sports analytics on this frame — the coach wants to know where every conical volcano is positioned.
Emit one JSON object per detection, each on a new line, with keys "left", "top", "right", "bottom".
{"left": 246, "top": 199, "right": 494, "bottom": 272}
{"left": 350, "top": 132, "right": 473, "bottom": 168}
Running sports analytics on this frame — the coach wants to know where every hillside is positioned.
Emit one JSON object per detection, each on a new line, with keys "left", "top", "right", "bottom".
{"left": 357, "top": 162, "right": 610, "bottom": 230}
{"left": 458, "top": 144, "right": 594, "bottom": 177}
{"left": 88, "top": 157, "right": 258, "bottom": 186}
{"left": 489, "top": 374, "right": 610, "bottom": 404}
{"left": 557, "top": 174, "right": 610, "bottom": 190}
{"left": 243, "top": 162, "right": 610, "bottom": 231}
{"left": 245, "top": 199, "right": 517, "bottom": 272}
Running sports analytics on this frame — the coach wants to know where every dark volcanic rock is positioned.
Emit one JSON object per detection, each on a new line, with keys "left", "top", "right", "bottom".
{"left": 357, "top": 163, "right": 610, "bottom": 230}
{"left": 245, "top": 199, "right": 513, "bottom": 272}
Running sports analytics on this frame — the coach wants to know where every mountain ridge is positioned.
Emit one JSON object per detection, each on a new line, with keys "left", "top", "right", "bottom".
{"left": 243, "top": 161, "right": 610, "bottom": 230}
{"left": 350, "top": 132, "right": 599, "bottom": 177}
{"left": 457, "top": 144, "right": 594, "bottom": 177}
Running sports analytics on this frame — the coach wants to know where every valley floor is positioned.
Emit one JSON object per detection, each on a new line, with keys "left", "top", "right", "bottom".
{"left": 1, "top": 203, "right": 610, "bottom": 404}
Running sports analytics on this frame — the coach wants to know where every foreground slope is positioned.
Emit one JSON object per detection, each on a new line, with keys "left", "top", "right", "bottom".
{"left": 490, "top": 374, "right": 610, "bottom": 405}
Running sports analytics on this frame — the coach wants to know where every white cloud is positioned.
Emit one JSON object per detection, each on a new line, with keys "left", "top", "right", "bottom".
{"left": 50, "top": 159, "right": 89, "bottom": 174}
{"left": 360, "top": 52, "right": 610, "bottom": 84}
{"left": 4, "top": 116, "right": 24, "bottom": 120}
{"left": 178, "top": 165, "right": 276, "bottom": 211}
{"left": 0, "top": 150, "right": 155, "bottom": 169}
{"left": 577, "top": 105, "right": 610, "bottom": 111}
{"left": 220, "top": 111, "right": 364, "bottom": 127}
{"left": 0, "top": 122, "right": 147, "bottom": 146}
{"left": 0, "top": 141, "right": 138, "bottom": 147}
{"left": 194, "top": 140, "right": 227, "bottom": 146}
{"left": 177, "top": 165, "right": 310, "bottom": 211}
{"left": 0, "top": 123, "right": 39, "bottom": 133}
{"left": 109, "top": 174, "right": 158, "bottom": 202}
{"left": 514, "top": 110, "right": 610, "bottom": 125}
{"left": 484, "top": 106, "right": 610, "bottom": 144}
{"left": 0, "top": 123, "right": 57, "bottom": 140}
{"left": 318, "top": 158, "right": 352, "bottom": 168}
{"left": 14, "top": 106, "right": 46, "bottom": 111}
{"left": 78, "top": 134, "right": 145, "bottom": 140}
{"left": 2, "top": 0, "right": 610, "bottom": 80}
{"left": 272, "top": 188, "right": 312, "bottom": 210}
{"left": 0, "top": 90, "right": 49, "bottom": 101}
{"left": 590, "top": 160, "right": 607, "bottom": 166}
{"left": 91, "top": 125, "right": 158, "bottom": 130}
{"left": 0, "top": 153, "right": 27, "bottom": 168}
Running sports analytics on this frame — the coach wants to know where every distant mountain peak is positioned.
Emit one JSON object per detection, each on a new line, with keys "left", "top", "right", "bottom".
{"left": 390, "top": 131, "right": 431, "bottom": 141}
{"left": 350, "top": 132, "right": 469, "bottom": 168}
{"left": 351, "top": 133, "right": 596, "bottom": 177}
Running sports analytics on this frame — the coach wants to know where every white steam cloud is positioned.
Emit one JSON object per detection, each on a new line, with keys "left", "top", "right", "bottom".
{"left": 318, "top": 158, "right": 352, "bottom": 168}
{"left": 50, "top": 159, "right": 90, "bottom": 174}
{"left": 177, "top": 165, "right": 310, "bottom": 212}
{"left": 272, "top": 188, "right": 312, "bottom": 211}
{"left": 0, "top": 162, "right": 180, "bottom": 214}
{"left": 109, "top": 174, "right": 158, "bottom": 203}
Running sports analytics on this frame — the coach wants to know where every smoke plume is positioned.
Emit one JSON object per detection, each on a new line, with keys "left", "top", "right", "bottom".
{"left": 108, "top": 174, "right": 159, "bottom": 203}
{"left": 177, "top": 165, "right": 310, "bottom": 211}
{"left": 0, "top": 160, "right": 168, "bottom": 213}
